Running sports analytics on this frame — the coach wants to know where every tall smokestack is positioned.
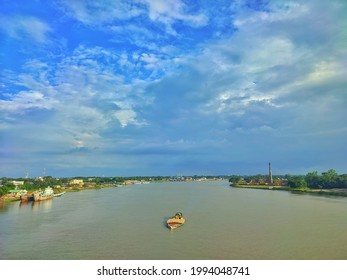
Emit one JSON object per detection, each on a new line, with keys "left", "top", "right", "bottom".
{"left": 269, "top": 162, "right": 273, "bottom": 184}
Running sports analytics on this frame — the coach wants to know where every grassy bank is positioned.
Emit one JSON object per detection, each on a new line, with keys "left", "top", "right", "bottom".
{"left": 0, "top": 184, "right": 120, "bottom": 202}
{"left": 232, "top": 184, "right": 347, "bottom": 197}
{"left": 232, "top": 184, "right": 289, "bottom": 190}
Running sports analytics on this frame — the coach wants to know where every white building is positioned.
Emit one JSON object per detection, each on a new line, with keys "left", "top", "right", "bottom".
{"left": 69, "top": 179, "right": 84, "bottom": 186}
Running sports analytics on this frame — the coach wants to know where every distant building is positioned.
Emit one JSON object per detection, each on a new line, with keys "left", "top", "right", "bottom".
{"left": 69, "top": 179, "right": 84, "bottom": 186}
{"left": 12, "top": 181, "right": 24, "bottom": 188}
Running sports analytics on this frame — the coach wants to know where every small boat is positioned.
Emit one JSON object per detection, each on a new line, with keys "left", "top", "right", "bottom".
{"left": 53, "top": 191, "right": 66, "bottom": 197}
{"left": 167, "top": 212, "right": 185, "bottom": 230}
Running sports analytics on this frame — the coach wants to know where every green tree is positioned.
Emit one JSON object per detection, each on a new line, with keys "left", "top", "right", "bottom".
{"left": 338, "top": 174, "right": 347, "bottom": 188}
{"left": 229, "top": 175, "right": 242, "bottom": 184}
{"left": 0, "top": 182, "right": 15, "bottom": 196}
{"left": 305, "top": 171, "right": 321, "bottom": 189}
{"left": 321, "top": 169, "right": 339, "bottom": 189}
{"left": 288, "top": 176, "right": 307, "bottom": 189}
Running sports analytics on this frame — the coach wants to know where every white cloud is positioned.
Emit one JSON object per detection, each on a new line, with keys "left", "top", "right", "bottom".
{"left": 140, "top": 0, "right": 208, "bottom": 29}
{"left": 1, "top": 0, "right": 347, "bottom": 176}
{"left": 112, "top": 100, "right": 148, "bottom": 128}
{"left": 59, "top": 0, "right": 208, "bottom": 35}
{"left": 233, "top": 1, "right": 307, "bottom": 27}
{"left": 146, "top": 0, "right": 347, "bottom": 143}
{"left": 0, "top": 91, "right": 58, "bottom": 112}
{"left": 0, "top": 43, "right": 153, "bottom": 159}
{"left": 113, "top": 109, "right": 140, "bottom": 127}
{"left": 58, "top": 0, "right": 143, "bottom": 25}
{"left": 0, "top": 15, "right": 51, "bottom": 43}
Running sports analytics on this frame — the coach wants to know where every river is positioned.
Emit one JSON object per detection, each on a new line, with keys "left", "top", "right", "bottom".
{"left": 1, "top": 180, "right": 347, "bottom": 260}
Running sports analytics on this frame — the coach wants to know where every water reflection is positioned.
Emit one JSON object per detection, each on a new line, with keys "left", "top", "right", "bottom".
{"left": 18, "top": 199, "right": 53, "bottom": 212}
{"left": 19, "top": 200, "right": 30, "bottom": 207}
{"left": 31, "top": 200, "right": 53, "bottom": 212}
{"left": 0, "top": 200, "right": 8, "bottom": 213}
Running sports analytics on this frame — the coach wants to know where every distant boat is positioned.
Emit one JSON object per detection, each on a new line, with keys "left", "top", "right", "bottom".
{"left": 33, "top": 187, "right": 54, "bottom": 202}
{"left": 167, "top": 212, "right": 186, "bottom": 230}
{"left": 4, "top": 189, "right": 28, "bottom": 201}
{"left": 53, "top": 191, "right": 66, "bottom": 197}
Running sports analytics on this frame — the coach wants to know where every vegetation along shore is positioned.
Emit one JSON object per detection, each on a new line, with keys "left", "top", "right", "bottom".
{"left": 0, "top": 175, "right": 226, "bottom": 202}
{"left": 229, "top": 169, "right": 347, "bottom": 197}
{"left": 1, "top": 169, "right": 347, "bottom": 202}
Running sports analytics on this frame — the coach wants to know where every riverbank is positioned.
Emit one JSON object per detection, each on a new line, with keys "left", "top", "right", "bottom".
{"left": 231, "top": 184, "right": 347, "bottom": 197}
{"left": 0, "top": 184, "right": 119, "bottom": 202}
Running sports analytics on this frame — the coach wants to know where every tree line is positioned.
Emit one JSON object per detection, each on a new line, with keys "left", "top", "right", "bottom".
{"left": 0, "top": 175, "right": 218, "bottom": 196}
{"left": 287, "top": 169, "right": 347, "bottom": 189}
{"left": 229, "top": 169, "right": 347, "bottom": 189}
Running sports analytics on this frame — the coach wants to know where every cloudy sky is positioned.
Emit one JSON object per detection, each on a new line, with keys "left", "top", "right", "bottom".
{"left": 1, "top": 0, "right": 346, "bottom": 178}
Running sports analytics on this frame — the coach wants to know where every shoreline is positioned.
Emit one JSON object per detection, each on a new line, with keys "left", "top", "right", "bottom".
{"left": 231, "top": 184, "right": 347, "bottom": 197}
{"left": 4, "top": 181, "right": 347, "bottom": 202}
{"left": 0, "top": 184, "right": 119, "bottom": 202}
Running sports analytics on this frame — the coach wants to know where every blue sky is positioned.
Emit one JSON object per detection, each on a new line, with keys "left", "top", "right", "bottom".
{"left": 1, "top": 0, "right": 346, "bottom": 177}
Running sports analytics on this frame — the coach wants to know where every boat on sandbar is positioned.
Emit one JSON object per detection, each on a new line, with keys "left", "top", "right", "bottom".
{"left": 20, "top": 193, "right": 34, "bottom": 202}
{"left": 33, "top": 187, "right": 54, "bottom": 202}
{"left": 3, "top": 189, "right": 28, "bottom": 202}
{"left": 166, "top": 212, "right": 185, "bottom": 230}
